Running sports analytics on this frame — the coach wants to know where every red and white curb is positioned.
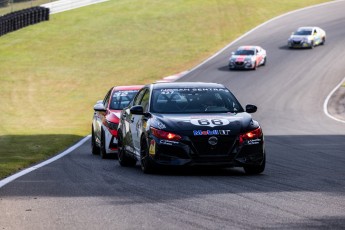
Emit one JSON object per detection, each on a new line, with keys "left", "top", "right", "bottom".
{"left": 156, "top": 70, "right": 190, "bottom": 83}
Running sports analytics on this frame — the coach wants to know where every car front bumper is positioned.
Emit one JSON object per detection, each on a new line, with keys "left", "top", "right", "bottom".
{"left": 288, "top": 40, "right": 312, "bottom": 48}
{"left": 229, "top": 61, "right": 255, "bottom": 69}
{"left": 147, "top": 136, "right": 265, "bottom": 168}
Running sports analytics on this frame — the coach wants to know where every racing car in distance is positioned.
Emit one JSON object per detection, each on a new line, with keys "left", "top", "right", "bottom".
{"left": 92, "top": 85, "right": 143, "bottom": 159}
{"left": 287, "top": 26, "right": 326, "bottom": 49}
{"left": 228, "top": 46, "right": 266, "bottom": 70}
{"left": 117, "top": 82, "right": 266, "bottom": 174}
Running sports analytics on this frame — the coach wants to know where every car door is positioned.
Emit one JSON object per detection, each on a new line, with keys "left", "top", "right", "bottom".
{"left": 130, "top": 88, "right": 151, "bottom": 157}
{"left": 122, "top": 88, "right": 147, "bottom": 155}
{"left": 94, "top": 88, "right": 111, "bottom": 143}
{"left": 313, "top": 28, "right": 321, "bottom": 44}
{"left": 256, "top": 47, "right": 263, "bottom": 65}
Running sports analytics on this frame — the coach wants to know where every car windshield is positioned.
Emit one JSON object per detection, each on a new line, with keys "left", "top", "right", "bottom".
{"left": 234, "top": 49, "right": 255, "bottom": 55}
{"left": 110, "top": 90, "right": 138, "bottom": 110}
{"left": 294, "top": 30, "right": 312, "bottom": 36}
{"left": 150, "top": 88, "right": 244, "bottom": 114}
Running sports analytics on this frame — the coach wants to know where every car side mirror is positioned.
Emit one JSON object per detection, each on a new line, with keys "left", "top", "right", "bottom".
{"left": 245, "top": 104, "right": 257, "bottom": 113}
{"left": 94, "top": 103, "right": 106, "bottom": 112}
{"left": 130, "top": 105, "right": 144, "bottom": 115}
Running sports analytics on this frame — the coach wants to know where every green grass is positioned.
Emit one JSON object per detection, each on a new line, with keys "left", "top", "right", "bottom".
{"left": 0, "top": 0, "right": 329, "bottom": 179}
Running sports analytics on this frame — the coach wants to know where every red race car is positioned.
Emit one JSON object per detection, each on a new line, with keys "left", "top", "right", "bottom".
{"left": 92, "top": 85, "right": 143, "bottom": 158}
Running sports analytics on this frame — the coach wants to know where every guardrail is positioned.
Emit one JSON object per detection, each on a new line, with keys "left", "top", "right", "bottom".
{"left": 0, "top": 0, "right": 107, "bottom": 37}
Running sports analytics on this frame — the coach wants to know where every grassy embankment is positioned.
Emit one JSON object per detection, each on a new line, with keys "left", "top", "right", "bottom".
{"left": 0, "top": 0, "right": 329, "bottom": 179}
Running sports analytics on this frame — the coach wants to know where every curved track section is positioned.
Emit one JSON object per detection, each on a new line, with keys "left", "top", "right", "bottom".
{"left": 1, "top": 1, "right": 345, "bottom": 229}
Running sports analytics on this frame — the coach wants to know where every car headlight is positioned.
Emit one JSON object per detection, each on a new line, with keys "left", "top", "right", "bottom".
{"left": 244, "top": 58, "right": 253, "bottom": 64}
{"left": 303, "top": 37, "right": 311, "bottom": 42}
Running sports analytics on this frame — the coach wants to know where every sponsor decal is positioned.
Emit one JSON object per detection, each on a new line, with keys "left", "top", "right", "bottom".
{"left": 246, "top": 138, "right": 261, "bottom": 145}
{"left": 193, "top": 130, "right": 231, "bottom": 136}
{"left": 152, "top": 118, "right": 166, "bottom": 129}
{"left": 190, "top": 118, "right": 230, "bottom": 127}
{"left": 112, "top": 138, "right": 118, "bottom": 144}
{"left": 160, "top": 88, "right": 229, "bottom": 94}
{"left": 149, "top": 140, "right": 156, "bottom": 156}
{"left": 112, "top": 90, "right": 137, "bottom": 97}
{"left": 156, "top": 121, "right": 166, "bottom": 129}
{"left": 159, "top": 140, "right": 179, "bottom": 146}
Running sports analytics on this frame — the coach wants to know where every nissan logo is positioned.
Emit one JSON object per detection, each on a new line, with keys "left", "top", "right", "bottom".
{"left": 208, "top": 136, "right": 218, "bottom": 146}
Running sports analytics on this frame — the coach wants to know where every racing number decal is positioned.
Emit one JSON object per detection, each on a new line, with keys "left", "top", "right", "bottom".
{"left": 198, "top": 119, "right": 222, "bottom": 126}
{"left": 191, "top": 118, "right": 229, "bottom": 127}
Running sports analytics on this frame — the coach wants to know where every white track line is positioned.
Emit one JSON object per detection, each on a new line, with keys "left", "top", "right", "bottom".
{"left": 324, "top": 77, "right": 345, "bottom": 123}
{"left": 0, "top": 135, "right": 91, "bottom": 188}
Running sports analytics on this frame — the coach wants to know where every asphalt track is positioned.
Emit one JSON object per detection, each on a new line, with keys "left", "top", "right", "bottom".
{"left": 1, "top": 1, "right": 345, "bottom": 229}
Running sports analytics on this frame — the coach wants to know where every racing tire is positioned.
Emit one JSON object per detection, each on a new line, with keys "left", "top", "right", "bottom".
{"left": 118, "top": 131, "right": 136, "bottom": 167}
{"left": 243, "top": 154, "right": 265, "bottom": 175}
{"left": 310, "top": 41, "right": 314, "bottom": 49}
{"left": 91, "top": 126, "right": 100, "bottom": 155}
{"left": 140, "top": 138, "right": 156, "bottom": 174}
{"left": 100, "top": 130, "right": 108, "bottom": 159}
{"left": 321, "top": 37, "right": 325, "bottom": 45}
{"left": 262, "top": 57, "right": 266, "bottom": 66}
{"left": 252, "top": 63, "right": 257, "bottom": 70}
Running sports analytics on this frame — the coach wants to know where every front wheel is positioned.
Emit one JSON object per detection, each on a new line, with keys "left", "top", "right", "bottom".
{"left": 91, "top": 126, "right": 100, "bottom": 155}
{"left": 321, "top": 37, "right": 326, "bottom": 45}
{"left": 243, "top": 154, "right": 265, "bottom": 175}
{"left": 118, "top": 131, "right": 136, "bottom": 167}
{"left": 252, "top": 63, "right": 257, "bottom": 70}
{"left": 262, "top": 57, "right": 267, "bottom": 66}
{"left": 100, "top": 130, "right": 108, "bottom": 159}
{"left": 140, "top": 139, "right": 155, "bottom": 174}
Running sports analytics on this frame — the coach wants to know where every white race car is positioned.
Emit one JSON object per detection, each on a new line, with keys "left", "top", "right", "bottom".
{"left": 288, "top": 26, "right": 326, "bottom": 49}
{"left": 228, "top": 46, "right": 267, "bottom": 70}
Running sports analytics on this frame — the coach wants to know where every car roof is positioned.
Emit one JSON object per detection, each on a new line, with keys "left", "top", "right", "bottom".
{"left": 297, "top": 26, "right": 316, "bottom": 31}
{"left": 113, "top": 85, "right": 143, "bottom": 91}
{"left": 150, "top": 82, "right": 225, "bottom": 89}
{"left": 237, "top": 45, "right": 258, "bottom": 50}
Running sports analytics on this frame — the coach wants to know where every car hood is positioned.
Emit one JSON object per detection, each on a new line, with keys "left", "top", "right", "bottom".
{"left": 106, "top": 110, "right": 121, "bottom": 123}
{"left": 150, "top": 112, "right": 256, "bottom": 136}
{"left": 229, "top": 55, "right": 254, "bottom": 62}
{"left": 289, "top": 35, "right": 312, "bottom": 40}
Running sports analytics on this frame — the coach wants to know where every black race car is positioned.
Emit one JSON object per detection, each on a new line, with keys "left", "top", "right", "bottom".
{"left": 117, "top": 82, "right": 265, "bottom": 174}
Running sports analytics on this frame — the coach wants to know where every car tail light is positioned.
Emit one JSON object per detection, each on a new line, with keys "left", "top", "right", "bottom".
{"left": 150, "top": 127, "right": 182, "bottom": 141}
{"left": 239, "top": 127, "right": 262, "bottom": 145}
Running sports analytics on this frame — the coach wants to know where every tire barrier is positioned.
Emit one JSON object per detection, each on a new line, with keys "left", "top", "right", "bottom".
{"left": 0, "top": 6, "right": 49, "bottom": 37}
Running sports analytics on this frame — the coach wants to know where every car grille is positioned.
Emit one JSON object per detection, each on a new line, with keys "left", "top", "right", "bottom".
{"left": 189, "top": 135, "right": 237, "bottom": 156}
{"left": 235, "top": 61, "right": 244, "bottom": 65}
{"left": 293, "top": 40, "right": 301, "bottom": 44}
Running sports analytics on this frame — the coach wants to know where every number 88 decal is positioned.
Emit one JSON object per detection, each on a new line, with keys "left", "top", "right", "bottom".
{"left": 191, "top": 118, "right": 229, "bottom": 127}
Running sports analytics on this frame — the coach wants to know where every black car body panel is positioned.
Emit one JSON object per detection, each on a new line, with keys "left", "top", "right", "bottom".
{"left": 118, "top": 82, "right": 265, "bottom": 173}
